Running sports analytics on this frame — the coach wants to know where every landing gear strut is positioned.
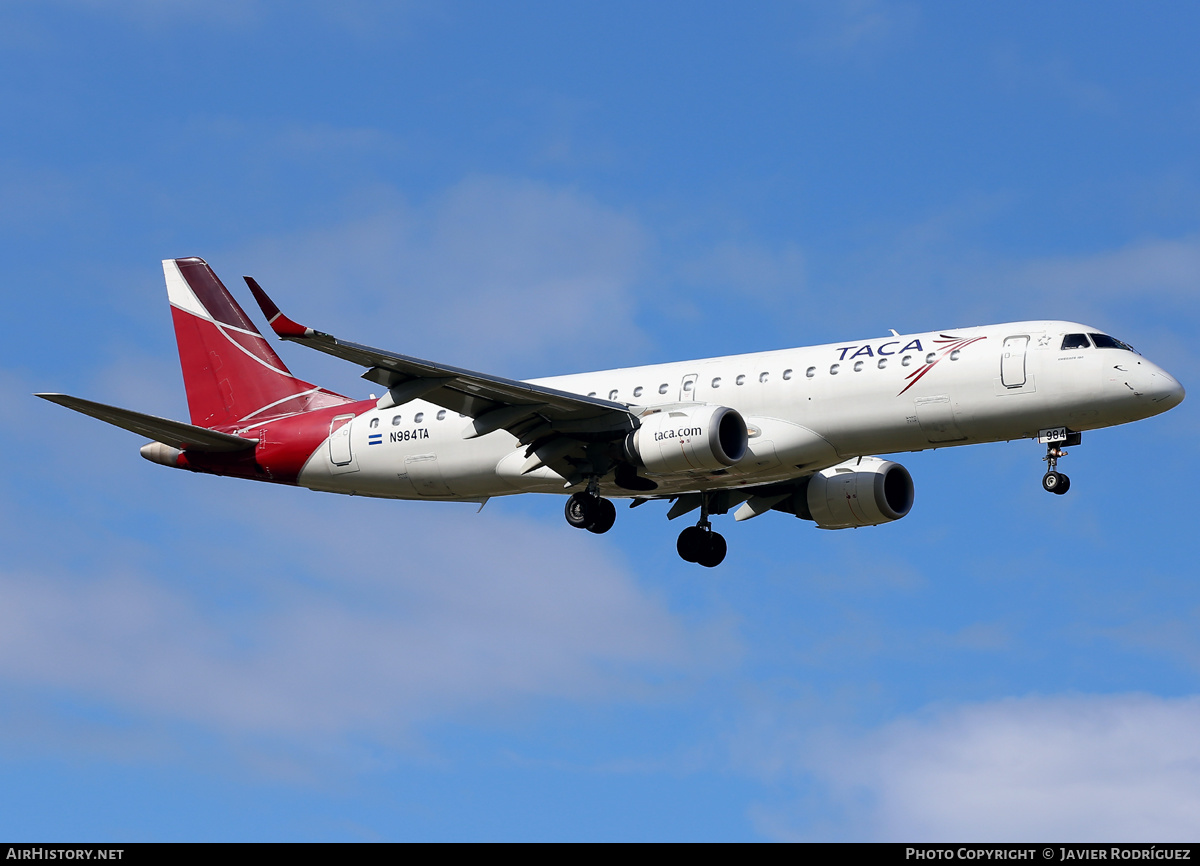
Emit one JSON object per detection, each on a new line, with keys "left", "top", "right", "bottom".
{"left": 564, "top": 480, "right": 617, "bottom": 534}
{"left": 1041, "top": 444, "right": 1071, "bottom": 495}
{"left": 676, "top": 494, "right": 727, "bottom": 567}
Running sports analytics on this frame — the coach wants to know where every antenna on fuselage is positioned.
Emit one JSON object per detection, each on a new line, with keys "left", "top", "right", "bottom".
{"left": 888, "top": 329, "right": 900, "bottom": 337}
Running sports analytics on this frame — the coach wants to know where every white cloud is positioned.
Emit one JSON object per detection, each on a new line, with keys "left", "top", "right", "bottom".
{"left": 810, "top": 200, "right": 1200, "bottom": 343}
{"left": 0, "top": 491, "right": 719, "bottom": 746}
{"left": 748, "top": 693, "right": 1200, "bottom": 840}
{"left": 678, "top": 240, "right": 807, "bottom": 304}
{"left": 1015, "top": 234, "right": 1200, "bottom": 302}
{"left": 16, "top": 0, "right": 438, "bottom": 38}
{"left": 51, "top": 0, "right": 264, "bottom": 28}
{"left": 797, "top": 0, "right": 919, "bottom": 59}
{"left": 993, "top": 48, "right": 1115, "bottom": 115}
{"left": 229, "top": 176, "right": 651, "bottom": 376}
{"left": 5, "top": 356, "right": 734, "bottom": 769}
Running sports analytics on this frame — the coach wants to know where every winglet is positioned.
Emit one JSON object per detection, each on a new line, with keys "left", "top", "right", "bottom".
{"left": 243, "top": 276, "right": 314, "bottom": 339}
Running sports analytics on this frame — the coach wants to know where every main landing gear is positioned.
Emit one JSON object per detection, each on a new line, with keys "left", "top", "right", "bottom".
{"left": 675, "top": 495, "right": 727, "bottom": 568}
{"left": 565, "top": 482, "right": 729, "bottom": 567}
{"left": 565, "top": 489, "right": 617, "bottom": 534}
{"left": 1042, "top": 444, "right": 1071, "bottom": 495}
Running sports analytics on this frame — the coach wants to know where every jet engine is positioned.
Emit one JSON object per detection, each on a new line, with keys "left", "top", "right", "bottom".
{"left": 807, "top": 457, "right": 914, "bottom": 528}
{"left": 771, "top": 457, "right": 914, "bottom": 528}
{"left": 626, "top": 405, "right": 748, "bottom": 475}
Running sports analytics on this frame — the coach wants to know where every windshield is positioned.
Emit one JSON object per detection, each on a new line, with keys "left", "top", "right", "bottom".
{"left": 1089, "top": 333, "right": 1139, "bottom": 354}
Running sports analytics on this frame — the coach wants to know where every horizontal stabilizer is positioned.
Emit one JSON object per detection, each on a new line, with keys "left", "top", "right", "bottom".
{"left": 36, "top": 393, "right": 257, "bottom": 452}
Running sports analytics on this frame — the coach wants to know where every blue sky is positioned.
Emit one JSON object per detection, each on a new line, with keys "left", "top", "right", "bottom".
{"left": 2, "top": 0, "right": 1199, "bottom": 841}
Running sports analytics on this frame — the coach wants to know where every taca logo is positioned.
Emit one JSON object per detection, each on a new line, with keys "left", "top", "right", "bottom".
{"left": 834, "top": 339, "right": 924, "bottom": 360}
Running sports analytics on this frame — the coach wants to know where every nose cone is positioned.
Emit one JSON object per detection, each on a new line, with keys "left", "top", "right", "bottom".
{"left": 1149, "top": 367, "right": 1186, "bottom": 410}
{"left": 1112, "top": 359, "right": 1185, "bottom": 421}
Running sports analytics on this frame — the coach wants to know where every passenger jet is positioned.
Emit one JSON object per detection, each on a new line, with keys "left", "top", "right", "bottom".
{"left": 38, "top": 258, "right": 1185, "bottom": 566}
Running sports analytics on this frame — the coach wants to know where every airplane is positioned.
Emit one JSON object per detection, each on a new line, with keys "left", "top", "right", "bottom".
{"left": 38, "top": 257, "right": 1185, "bottom": 567}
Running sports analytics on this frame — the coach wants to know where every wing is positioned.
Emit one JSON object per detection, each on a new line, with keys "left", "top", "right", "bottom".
{"left": 244, "top": 277, "right": 642, "bottom": 485}
{"left": 35, "top": 394, "right": 257, "bottom": 452}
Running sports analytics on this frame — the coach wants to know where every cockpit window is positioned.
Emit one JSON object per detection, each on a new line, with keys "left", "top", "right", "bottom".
{"left": 1061, "top": 333, "right": 1091, "bottom": 350}
{"left": 1089, "top": 333, "right": 1139, "bottom": 353}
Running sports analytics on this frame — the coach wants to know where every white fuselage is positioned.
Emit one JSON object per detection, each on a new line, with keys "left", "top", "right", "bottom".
{"left": 295, "top": 321, "right": 1184, "bottom": 501}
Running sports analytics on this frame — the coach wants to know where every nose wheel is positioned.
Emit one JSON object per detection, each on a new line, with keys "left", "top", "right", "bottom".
{"left": 1042, "top": 470, "right": 1070, "bottom": 494}
{"left": 1041, "top": 444, "right": 1071, "bottom": 495}
{"left": 565, "top": 490, "right": 617, "bottom": 534}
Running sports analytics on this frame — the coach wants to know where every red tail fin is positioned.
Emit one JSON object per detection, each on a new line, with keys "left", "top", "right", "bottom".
{"left": 164, "top": 258, "right": 352, "bottom": 429}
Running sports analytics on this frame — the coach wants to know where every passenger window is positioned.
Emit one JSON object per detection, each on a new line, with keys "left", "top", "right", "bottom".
{"left": 414, "top": 412, "right": 424, "bottom": 423}
{"left": 736, "top": 375, "right": 746, "bottom": 385}
{"left": 682, "top": 381, "right": 692, "bottom": 392}
{"left": 711, "top": 377, "right": 721, "bottom": 388}
{"left": 877, "top": 358, "right": 888, "bottom": 369}
{"left": 806, "top": 367, "right": 816, "bottom": 378}
{"left": 633, "top": 386, "right": 643, "bottom": 397}
{"left": 759, "top": 372, "right": 769, "bottom": 383}
{"left": 659, "top": 383, "right": 669, "bottom": 395}
{"left": 950, "top": 350, "right": 960, "bottom": 361}
{"left": 853, "top": 361, "right": 863, "bottom": 372}
{"left": 782, "top": 369, "right": 793, "bottom": 380}
{"left": 370, "top": 418, "right": 380, "bottom": 429}
{"left": 437, "top": 410, "right": 446, "bottom": 420}
{"left": 587, "top": 392, "right": 596, "bottom": 397}
{"left": 609, "top": 389, "right": 619, "bottom": 400}
{"left": 830, "top": 364, "right": 840, "bottom": 375}
{"left": 1061, "top": 333, "right": 1091, "bottom": 350}
{"left": 926, "top": 353, "right": 937, "bottom": 364}
{"left": 901, "top": 355, "right": 912, "bottom": 367}
{"left": 392, "top": 415, "right": 402, "bottom": 426}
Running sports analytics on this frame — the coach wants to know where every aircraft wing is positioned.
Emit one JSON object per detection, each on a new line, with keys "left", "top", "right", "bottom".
{"left": 35, "top": 394, "right": 258, "bottom": 452}
{"left": 244, "top": 277, "right": 638, "bottom": 443}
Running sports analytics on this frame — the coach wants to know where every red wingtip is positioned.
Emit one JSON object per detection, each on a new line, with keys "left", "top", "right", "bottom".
{"left": 243, "top": 276, "right": 311, "bottom": 338}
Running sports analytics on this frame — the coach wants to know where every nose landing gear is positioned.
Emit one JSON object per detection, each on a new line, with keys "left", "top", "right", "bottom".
{"left": 1042, "top": 444, "right": 1071, "bottom": 495}
{"left": 675, "top": 494, "right": 727, "bottom": 567}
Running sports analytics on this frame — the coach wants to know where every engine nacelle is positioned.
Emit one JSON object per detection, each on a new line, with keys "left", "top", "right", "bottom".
{"left": 626, "top": 405, "right": 748, "bottom": 475}
{"left": 804, "top": 457, "right": 914, "bottom": 529}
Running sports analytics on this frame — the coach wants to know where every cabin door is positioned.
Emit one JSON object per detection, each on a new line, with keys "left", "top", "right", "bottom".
{"left": 328, "top": 414, "right": 358, "bottom": 474}
{"left": 1001, "top": 335, "right": 1029, "bottom": 388}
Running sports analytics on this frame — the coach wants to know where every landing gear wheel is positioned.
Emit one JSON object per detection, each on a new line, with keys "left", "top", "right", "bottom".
{"left": 677, "top": 526, "right": 705, "bottom": 562}
{"left": 696, "top": 532, "right": 727, "bottom": 568}
{"left": 1042, "top": 471, "right": 1068, "bottom": 494}
{"left": 565, "top": 493, "right": 597, "bottom": 529}
{"left": 587, "top": 498, "right": 617, "bottom": 534}
{"left": 677, "top": 526, "right": 727, "bottom": 566}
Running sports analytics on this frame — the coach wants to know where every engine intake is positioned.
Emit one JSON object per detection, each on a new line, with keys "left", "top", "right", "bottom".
{"left": 627, "top": 405, "right": 748, "bottom": 475}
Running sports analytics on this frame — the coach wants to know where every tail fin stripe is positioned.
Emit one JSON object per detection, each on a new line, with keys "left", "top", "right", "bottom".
{"left": 203, "top": 318, "right": 272, "bottom": 340}
{"left": 236, "top": 386, "right": 322, "bottom": 422}
{"left": 211, "top": 321, "right": 292, "bottom": 375}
